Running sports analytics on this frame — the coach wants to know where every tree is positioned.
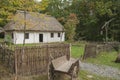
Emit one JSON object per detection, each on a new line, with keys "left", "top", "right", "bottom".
{"left": 68, "top": 0, "right": 120, "bottom": 41}
{"left": 64, "top": 13, "right": 79, "bottom": 41}
{"left": 44, "top": 0, "right": 72, "bottom": 19}
{"left": 0, "top": 0, "right": 49, "bottom": 27}
{"left": 0, "top": 0, "right": 49, "bottom": 45}
{"left": 1, "top": 0, "right": 119, "bottom": 42}
{"left": 69, "top": 0, "right": 100, "bottom": 41}
{"left": 48, "top": 0, "right": 120, "bottom": 42}
{"left": 110, "top": 0, "right": 120, "bottom": 41}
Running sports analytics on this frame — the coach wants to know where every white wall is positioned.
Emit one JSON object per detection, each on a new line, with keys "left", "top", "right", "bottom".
{"left": 11, "top": 31, "right": 65, "bottom": 44}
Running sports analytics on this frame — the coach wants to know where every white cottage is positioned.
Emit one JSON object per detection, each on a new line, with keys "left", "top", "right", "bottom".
{"left": 4, "top": 11, "right": 65, "bottom": 44}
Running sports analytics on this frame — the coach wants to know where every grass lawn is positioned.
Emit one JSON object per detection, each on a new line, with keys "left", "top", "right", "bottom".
{"left": 79, "top": 70, "right": 117, "bottom": 80}
{"left": 71, "top": 42, "right": 120, "bottom": 69}
{"left": 1, "top": 71, "right": 116, "bottom": 80}
{"left": 0, "top": 38, "right": 4, "bottom": 42}
{"left": 71, "top": 44, "right": 85, "bottom": 58}
{"left": 84, "top": 51, "right": 120, "bottom": 69}
{"left": 70, "top": 42, "right": 119, "bottom": 80}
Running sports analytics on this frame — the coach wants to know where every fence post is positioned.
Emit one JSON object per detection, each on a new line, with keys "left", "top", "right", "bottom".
{"left": 47, "top": 45, "right": 49, "bottom": 80}
{"left": 68, "top": 43, "right": 71, "bottom": 60}
{"left": 14, "top": 47, "right": 18, "bottom": 80}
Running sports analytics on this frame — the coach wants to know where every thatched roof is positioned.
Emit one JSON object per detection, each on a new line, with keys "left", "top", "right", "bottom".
{"left": 4, "top": 11, "right": 64, "bottom": 32}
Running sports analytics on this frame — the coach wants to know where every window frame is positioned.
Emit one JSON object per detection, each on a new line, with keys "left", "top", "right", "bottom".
{"left": 51, "top": 33, "right": 54, "bottom": 38}
{"left": 25, "top": 33, "right": 29, "bottom": 39}
{"left": 11, "top": 33, "right": 14, "bottom": 39}
{"left": 58, "top": 33, "right": 60, "bottom": 37}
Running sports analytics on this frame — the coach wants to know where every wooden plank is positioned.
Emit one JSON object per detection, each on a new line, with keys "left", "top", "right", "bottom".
{"left": 14, "top": 47, "right": 18, "bottom": 80}
{"left": 52, "top": 56, "right": 78, "bottom": 73}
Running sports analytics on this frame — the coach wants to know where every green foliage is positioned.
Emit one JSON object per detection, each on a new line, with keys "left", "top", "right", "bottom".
{"left": 0, "top": 0, "right": 49, "bottom": 27}
{"left": 64, "top": 13, "right": 79, "bottom": 41}
{"left": 45, "top": 0, "right": 71, "bottom": 18}
{"left": 95, "top": 1, "right": 113, "bottom": 16}
{"left": 4, "top": 35, "right": 12, "bottom": 45}
{"left": 45, "top": 0, "right": 120, "bottom": 42}
{"left": 0, "top": 0, "right": 120, "bottom": 42}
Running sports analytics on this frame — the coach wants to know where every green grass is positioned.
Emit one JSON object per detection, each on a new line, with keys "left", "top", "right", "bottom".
{"left": 16, "top": 43, "right": 40, "bottom": 46}
{"left": 70, "top": 42, "right": 120, "bottom": 69}
{"left": 0, "top": 75, "right": 48, "bottom": 80}
{"left": 79, "top": 70, "right": 117, "bottom": 80}
{"left": 71, "top": 44, "right": 85, "bottom": 58}
{"left": 84, "top": 51, "right": 120, "bottom": 69}
{"left": 0, "top": 38, "right": 4, "bottom": 42}
{"left": 0, "top": 70, "right": 117, "bottom": 80}
{"left": 20, "top": 70, "right": 117, "bottom": 80}
{"left": 10, "top": 42, "right": 66, "bottom": 47}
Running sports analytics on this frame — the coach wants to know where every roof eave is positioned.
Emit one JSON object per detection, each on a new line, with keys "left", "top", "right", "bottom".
{"left": 5, "top": 30, "right": 65, "bottom": 32}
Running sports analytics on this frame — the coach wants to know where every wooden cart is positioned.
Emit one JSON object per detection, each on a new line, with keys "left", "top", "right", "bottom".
{"left": 48, "top": 55, "right": 79, "bottom": 80}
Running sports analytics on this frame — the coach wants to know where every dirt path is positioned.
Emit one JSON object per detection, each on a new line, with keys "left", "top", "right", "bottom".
{"left": 79, "top": 61, "right": 120, "bottom": 80}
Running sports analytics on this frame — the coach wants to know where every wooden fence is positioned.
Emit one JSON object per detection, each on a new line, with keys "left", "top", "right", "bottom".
{"left": 83, "top": 42, "right": 120, "bottom": 59}
{"left": 0, "top": 44, "right": 15, "bottom": 73}
{"left": 0, "top": 43, "right": 70, "bottom": 77}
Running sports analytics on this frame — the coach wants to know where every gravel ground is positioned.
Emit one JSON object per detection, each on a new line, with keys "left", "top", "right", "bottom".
{"left": 79, "top": 61, "right": 120, "bottom": 80}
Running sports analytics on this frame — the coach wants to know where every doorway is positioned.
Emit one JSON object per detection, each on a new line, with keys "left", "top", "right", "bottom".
{"left": 39, "top": 34, "right": 43, "bottom": 42}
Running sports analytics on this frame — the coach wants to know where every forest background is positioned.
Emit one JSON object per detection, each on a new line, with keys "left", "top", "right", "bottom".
{"left": 0, "top": 0, "right": 120, "bottom": 42}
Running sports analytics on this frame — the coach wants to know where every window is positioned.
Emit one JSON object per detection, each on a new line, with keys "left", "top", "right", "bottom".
{"left": 58, "top": 33, "right": 60, "bottom": 37}
{"left": 25, "top": 33, "right": 29, "bottom": 39}
{"left": 11, "top": 33, "right": 14, "bottom": 39}
{"left": 51, "top": 33, "right": 54, "bottom": 38}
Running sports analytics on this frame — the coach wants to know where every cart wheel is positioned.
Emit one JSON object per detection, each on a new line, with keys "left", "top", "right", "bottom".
{"left": 48, "top": 64, "right": 55, "bottom": 80}
{"left": 71, "top": 63, "right": 79, "bottom": 80}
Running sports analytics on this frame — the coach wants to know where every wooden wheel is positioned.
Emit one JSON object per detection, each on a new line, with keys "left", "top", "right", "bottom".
{"left": 48, "top": 63, "right": 55, "bottom": 80}
{"left": 71, "top": 62, "right": 79, "bottom": 80}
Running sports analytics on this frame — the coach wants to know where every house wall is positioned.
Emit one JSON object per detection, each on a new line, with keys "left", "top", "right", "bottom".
{"left": 9, "top": 31, "right": 65, "bottom": 44}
